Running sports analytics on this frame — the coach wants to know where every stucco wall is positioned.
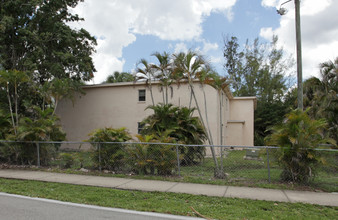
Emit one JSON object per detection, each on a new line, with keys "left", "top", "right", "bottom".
{"left": 226, "top": 97, "right": 256, "bottom": 146}
{"left": 55, "top": 82, "right": 255, "bottom": 148}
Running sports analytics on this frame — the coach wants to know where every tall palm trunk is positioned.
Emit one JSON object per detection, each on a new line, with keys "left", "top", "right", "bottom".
{"left": 6, "top": 83, "right": 16, "bottom": 135}
{"left": 219, "top": 90, "right": 224, "bottom": 173}
{"left": 14, "top": 82, "right": 19, "bottom": 127}
{"left": 189, "top": 83, "right": 220, "bottom": 174}
{"left": 149, "top": 83, "right": 155, "bottom": 106}
{"left": 161, "top": 86, "right": 165, "bottom": 104}
{"left": 201, "top": 84, "right": 214, "bottom": 148}
{"left": 165, "top": 85, "right": 168, "bottom": 104}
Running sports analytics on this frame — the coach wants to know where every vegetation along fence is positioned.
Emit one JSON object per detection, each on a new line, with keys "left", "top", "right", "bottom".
{"left": 0, "top": 141, "right": 337, "bottom": 191}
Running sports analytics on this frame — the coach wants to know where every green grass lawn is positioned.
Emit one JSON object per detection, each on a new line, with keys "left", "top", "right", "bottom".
{"left": 0, "top": 178, "right": 337, "bottom": 220}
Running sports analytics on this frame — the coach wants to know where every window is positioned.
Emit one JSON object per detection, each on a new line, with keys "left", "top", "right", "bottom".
{"left": 138, "top": 89, "right": 146, "bottom": 101}
{"left": 137, "top": 122, "right": 144, "bottom": 134}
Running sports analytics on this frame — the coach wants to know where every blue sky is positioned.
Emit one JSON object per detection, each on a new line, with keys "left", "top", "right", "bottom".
{"left": 71, "top": 0, "right": 338, "bottom": 84}
{"left": 122, "top": 0, "right": 280, "bottom": 75}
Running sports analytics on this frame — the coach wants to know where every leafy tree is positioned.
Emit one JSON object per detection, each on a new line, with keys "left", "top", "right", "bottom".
{"left": 223, "top": 36, "right": 294, "bottom": 145}
{"left": 0, "top": 70, "right": 32, "bottom": 135}
{"left": 0, "top": 0, "right": 95, "bottom": 146}
{"left": 265, "top": 109, "right": 336, "bottom": 183}
{"left": 223, "top": 35, "right": 243, "bottom": 92}
{"left": 0, "top": 0, "right": 96, "bottom": 83}
{"left": 105, "top": 71, "right": 134, "bottom": 83}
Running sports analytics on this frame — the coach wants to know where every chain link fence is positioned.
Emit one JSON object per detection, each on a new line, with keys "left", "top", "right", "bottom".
{"left": 0, "top": 140, "right": 337, "bottom": 191}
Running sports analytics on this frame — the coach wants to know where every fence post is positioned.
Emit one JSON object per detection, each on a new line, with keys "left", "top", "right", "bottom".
{"left": 36, "top": 142, "right": 40, "bottom": 167}
{"left": 176, "top": 145, "right": 181, "bottom": 177}
{"left": 266, "top": 147, "right": 271, "bottom": 183}
{"left": 98, "top": 143, "right": 102, "bottom": 172}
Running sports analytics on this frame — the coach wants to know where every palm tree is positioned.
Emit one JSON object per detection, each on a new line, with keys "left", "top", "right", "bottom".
{"left": 205, "top": 73, "right": 229, "bottom": 174}
{"left": 265, "top": 108, "right": 336, "bottom": 183}
{"left": 151, "top": 52, "right": 173, "bottom": 104}
{"left": 105, "top": 71, "right": 134, "bottom": 83}
{"left": 42, "top": 78, "right": 83, "bottom": 115}
{"left": 134, "top": 59, "right": 155, "bottom": 106}
{"left": 319, "top": 58, "right": 338, "bottom": 142}
{"left": 173, "top": 51, "right": 224, "bottom": 177}
{"left": 141, "top": 103, "right": 207, "bottom": 165}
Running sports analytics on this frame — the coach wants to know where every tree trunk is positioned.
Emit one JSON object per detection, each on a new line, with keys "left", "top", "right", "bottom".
{"left": 165, "top": 85, "right": 168, "bottom": 104}
{"left": 190, "top": 83, "right": 221, "bottom": 177}
{"left": 14, "top": 82, "right": 18, "bottom": 127}
{"left": 219, "top": 91, "right": 224, "bottom": 174}
{"left": 6, "top": 83, "right": 16, "bottom": 135}
{"left": 149, "top": 83, "right": 155, "bottom": 106}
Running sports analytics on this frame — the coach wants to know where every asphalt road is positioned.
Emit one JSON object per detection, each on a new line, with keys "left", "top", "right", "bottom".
{"left": 0, "top": 193, "right": 202, "bottom": 220}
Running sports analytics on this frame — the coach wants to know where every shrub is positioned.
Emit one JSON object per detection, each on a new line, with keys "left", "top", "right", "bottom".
{"left": 0, "top": 108, "right": 65, "bottom": 166}
{"left": 59, "top": 153, "right": 74, "bottom": 169}
{"left": 87, "top": 127, "right": 132, "bottom": 171}
{"left": 265, "top": 108, "right": 336, "bottom": 183}
{"left": 141, "top": 104, "right": 206, "bottom": 165}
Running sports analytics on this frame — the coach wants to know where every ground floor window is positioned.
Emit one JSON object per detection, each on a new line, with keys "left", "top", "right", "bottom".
{"left": 138, "top": 122, "right": 144, "bottom": 134}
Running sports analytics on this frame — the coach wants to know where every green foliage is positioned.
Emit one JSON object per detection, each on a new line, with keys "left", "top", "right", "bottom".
{"left": 265, "top": 109, "right": 336, "bottom": 183}
{"left": 223, "top": 36, "right": 294, "bottom": 145}
{"left": 104, "top": 71, "right": 134, "bottom": 83}
{"left": 16, "top": 107, "right": 66, "bottom": 142}
{"left": 284, "top": 58, "right": 338, "bottom": 144}
{"left": 0, "top": 1, "right": 95, "bottom": 146}
{"left": 0, "top": 0, "right": 96, "bottom": 82}
{"left": 40, "top": 78, "right": 84, "bottom": 112}
{"left": 59, "top": 153, "right": 75, "bottom": 169}
{"left": 0, "top": 109, "right": 11, "bottom": 139}
{"left": 87, "top": 127, "right": 132, "bottom": 171}
{"left": 0, "top": 107, "right": 65, "bottom": 165}
{"left": 127, "top": 135, "right": 154, "bottom": 175}
{"left": 147, "top": 143, "right": 177, "bottom": 176}
{"left": 151, "top": 52, "right": 174, "bottom": 104}
{"left": 141, "top": 103, "right": 206, "bottom": 165}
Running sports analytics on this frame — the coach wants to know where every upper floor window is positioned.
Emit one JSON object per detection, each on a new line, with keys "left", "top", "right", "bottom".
{"left": 138, "top": 89, "right": 146, "bottom": 102}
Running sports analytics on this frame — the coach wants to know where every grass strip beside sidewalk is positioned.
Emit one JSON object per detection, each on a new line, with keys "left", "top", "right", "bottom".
{"left": 0, "top": 178, "right": 337, "bottom": 220}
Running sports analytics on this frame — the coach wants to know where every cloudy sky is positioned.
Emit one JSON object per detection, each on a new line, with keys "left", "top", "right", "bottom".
{"left": 70, "top": 0, "right": 338, "bottom": 84}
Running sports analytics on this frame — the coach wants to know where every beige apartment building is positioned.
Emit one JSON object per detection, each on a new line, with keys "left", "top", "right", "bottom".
{"left": 55, "top": 81, "right": 256, "bottom": 148}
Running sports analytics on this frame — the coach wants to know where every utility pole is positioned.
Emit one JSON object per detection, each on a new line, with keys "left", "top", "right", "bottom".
{"left": 277, "top": 0, "right": 303, "bottom": 110}
{"left": 295, "top": 0, "right": 303, "bottom": 110}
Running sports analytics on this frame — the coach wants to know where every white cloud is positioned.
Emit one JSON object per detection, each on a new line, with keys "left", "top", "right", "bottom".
{"left": 261, "top": 0, "right": 279, "bottom": 8}
{"left": 260, "top": 0, "right": 338, "bottom": 80}
{"left": 174, "top": 43, "right": 189, "bottom": 54}
{"left": 202, "top": 41, "right": 219, "bottom": 53}
{"left": 69, "top": 0, "right": 237, "bottom": 83}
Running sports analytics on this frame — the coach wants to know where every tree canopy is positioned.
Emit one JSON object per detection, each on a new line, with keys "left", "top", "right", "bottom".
{"left": 223, "top": 35, "right": 294, "bottom": 145}
{"left": 104, "top": 71, "right": 134, "bottom": 83}
{"left": 0, "top": 0, "right": 97, "bottom": 83}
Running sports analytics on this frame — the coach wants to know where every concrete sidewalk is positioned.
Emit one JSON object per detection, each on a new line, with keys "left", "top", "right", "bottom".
{"left": 0, "top": 169, "right": 337, "bottom": 207}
